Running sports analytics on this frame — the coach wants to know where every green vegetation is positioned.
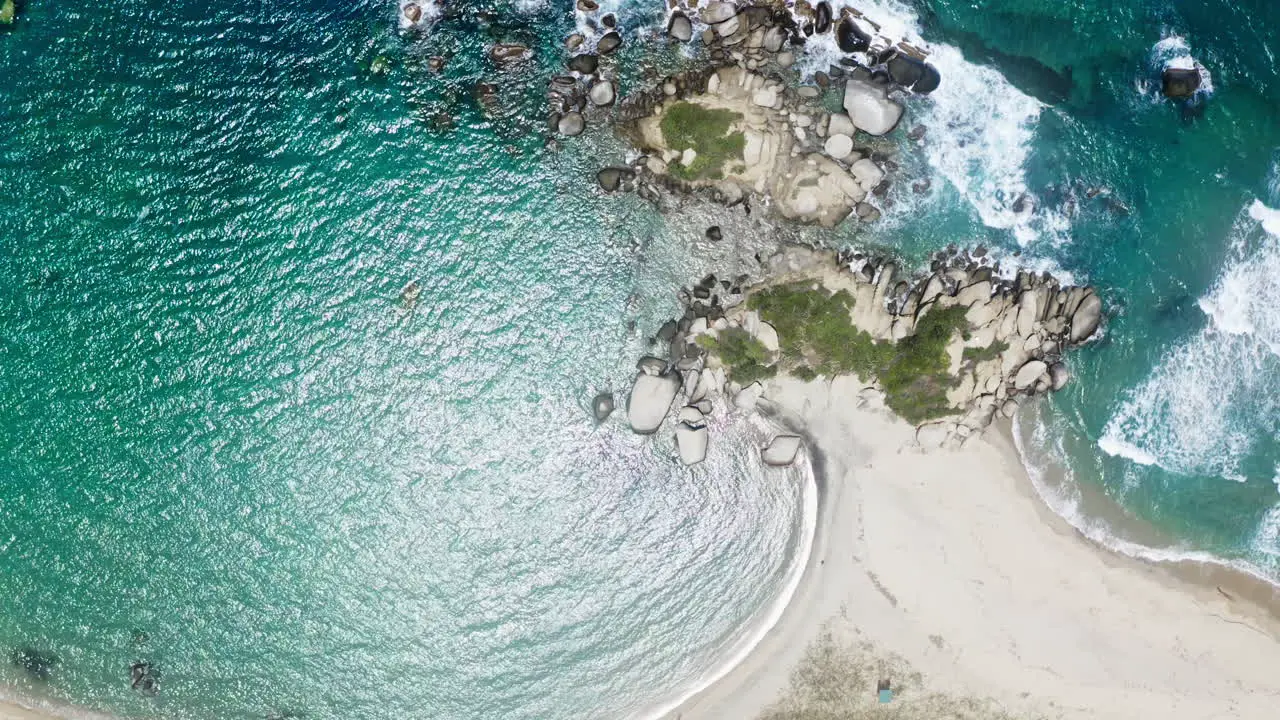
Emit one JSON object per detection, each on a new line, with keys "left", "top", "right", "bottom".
{"left": 747, "top": 282, "right": 970, "bottom": 425}
{"left": 1, "top": 0, "right": 15, "bottom": 25}
{"left": 963, "top": 339, "right": 1009, "bottom": 364}
{"left": 659, "top": 102, "right": 745, "bottom": 181}
{"left": 697, "top": 327, "right": 776, "bottom": 385}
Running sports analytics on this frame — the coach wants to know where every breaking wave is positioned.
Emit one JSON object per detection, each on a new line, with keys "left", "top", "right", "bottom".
{"left": 1100, "top": 201, "right": 1280, "bottom": 482}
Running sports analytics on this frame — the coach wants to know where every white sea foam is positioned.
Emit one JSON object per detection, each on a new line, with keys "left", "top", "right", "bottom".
{"left": 1101, "top": 202, "right": 1280, "bottom": 481}
{"left": 1015, "top": 406, "right": 1280, "bottom": 586}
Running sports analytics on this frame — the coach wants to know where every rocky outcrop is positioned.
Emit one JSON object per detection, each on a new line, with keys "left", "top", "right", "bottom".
{"left": 592, "top": 392, "right": 615, "bottom": 422}
{"left": 1162, "top": 67, "right": 1202, "bottom": 99}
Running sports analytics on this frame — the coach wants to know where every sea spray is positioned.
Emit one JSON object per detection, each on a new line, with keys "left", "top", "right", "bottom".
{"left": 1101, "top": 201, "right": 1280, "bottom": 481}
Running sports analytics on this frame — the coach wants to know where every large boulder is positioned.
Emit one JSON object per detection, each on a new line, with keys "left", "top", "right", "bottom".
{"left": 628, "top": 372, "right": 682, "bottom": 434}
{"left": 761, "top": 435, "right": 802, "bottom": 466}
{"left": 675, "top": 407, "right": 709, "bottom": 465}
{"left": 1048, "top": 363, "right": 1070, "bottom": 391}
{"left": 597, "top": 31, "right": 622, "bottom": 55}
{"left": 842, "top": 77, "right": 904, "bottom": 136}
{"left": 886, "top": 53, "right": 941, "bottom": 94}
{"left": 567, "top": 54, "right": 599, "bottom": 75}
{"left": 490, "top": 44, "right": 531, "bottom": 67}
{"left": 701, "top": 2, "right": 737, "bottom": 24}
{"left": 1162, "top": 67, "right": 1201, "bottom": 99}
{"left": 1013, "top": 360, "right": 1048, "bottom": 391}
{"left": 589, "top": 79, "right": 615, "bottom": 106}
{"left": 557, "top": 112, "right": 585, "bottom": 137}
{"left": 668, "top": 12, "right": 693, "bottom": 42}
{"left": 836, "top": 18, "right": 871, "bottom": 53}
{"left": 1069, "top": 292, "right": 1102, "bottom": 343}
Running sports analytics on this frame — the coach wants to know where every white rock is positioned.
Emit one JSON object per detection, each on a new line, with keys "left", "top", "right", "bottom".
{"left": 827, "top": 113, "right": 857, "bottom": 138}
{"left": 755, "top": 321, "right": 780, "bottom": 352}
{"left": 1013, "top": 360, "right": 1048, "bottom": 391}
{"left": 777, "top": 51, "right": 795, "bottom": 68}
{"left": 701, "top": 2, "right": 737, "bottom": 24}
{"left": 628, "top": 372, "right": 681, "bottom": 434}
{"left": 848, "top": 158, "right": 884, "bottom": 192}
{"left": 707, "top": 72, "right": 722, "bottom": 94}
{"left": 588, "top": 80, "right": 615, "bottom": 107}
{"left": 733, "top": 381, "right": 765, "bottom": 411}
{"left": 675, "top": 407, "right": 709, "bottom": 466}
{"left": 1049, "top": 362, "right": 1070, "bottom": 391}
{"left": 916, "top": 422, "right": 948, "bottom": 448}
{"left": 752, "top": 88, "right": 778, "bottom": 108}
{"left": 1001, "top": 399, "right": 1019, "bottom": 418}
{"left": 842, "top": 77, "right": 904, "bottom": 136}
{"left": 713, "top": 14, "right": 740, "bottom": 37}
{"left": 681, "top": 147, "right": 697, "bottom": 166}
{"left": 761, "top": 435, "right": 803, "bottom": 466}
{"left": 1069, "top": 292, "right": 1102, "bottom": 343}
{"left": 823, "top": 133, "right": 853, "bottom": 159}
{"left": 690, "top": 317, "right": 708, "bottom": 335}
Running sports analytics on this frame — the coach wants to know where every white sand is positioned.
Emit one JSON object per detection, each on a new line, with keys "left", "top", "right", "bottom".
{"left": 663, "top": 375, "right": 1280, "bottom": 720}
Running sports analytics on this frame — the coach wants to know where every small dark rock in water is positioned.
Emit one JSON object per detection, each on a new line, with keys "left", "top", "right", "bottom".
{"left": 595, "top": 166, "right": 633, "bottom": 192}
{"left": 692, "top": 286, "right": 711, "bottom": 300}
{"left": 836, "top": 18, "right": 871, "bottom": 53}
{"left": 11, "top": 648, "right": 58, "bottom": 682}
{"left": 872, "top": 179, "right": 891, "bottom": 197}
{"left": 567, "top": 54, "right": 599, "bottom": 75}
{"left": 705, "top": 226, "right": 722, "bottom": 242}
{"left": 427, "top": 56, "right": 446, "bottom": 73}
{"left": 401, "top": 280, "right": 422, "bottom": 309}
{"left": 597, "top": 31, "right": 622, "bottom": 55}
{"left": 489, "top": 43, "right": 531, "bottom": 67}
{"left": 699, "top": 274, "right": 717, "bottom": 289}
{"left": 667, "top": 12, "right": 692, "bottom": 42}
{"left": 402, "top": 2, "right": 422, "bottom": 24}
{"left": 1161, "top": 66, "right": 1202, "bottom": 98}
{"left": 1011, "top": 193, "right": 1033, "bottom": 214}
{"left": 592, "top": 392, "right": 615, "bottom": 422}
{"left": 130, "top": 661, "right": 160, "bottom": 697}
{"left": 566, "top": 33, "right": 585, "bottom": 51}
{"left": 907, "top": 125, "right": 927, "bottom": 141}
{"left": 912, "top": 179, "right": 931, "bottom": 194}
{"left": 557, "top": 112, "right": 585, "bottom": 137}
{"left": 814, "top": 71, "right": 830, "bottom": 89}
{"left": 657, "top": 319, "right": 678, "bottom": 343}
{"left": 814, "top": 2, "right": 833, "bottom": 34}
{"left": 601, "top": 13, "right": 616, "bottom": 28}
{"left": 576, "top": 0, "right": 598, "bottom": 11}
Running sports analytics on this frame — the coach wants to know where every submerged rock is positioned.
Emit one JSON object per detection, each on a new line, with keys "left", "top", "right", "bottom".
{"left": 596, "top": 166, "right": 634, "bottom": 192}
{"left": 489, "top": 43, "right": 531, "bottom": 67}
{"left": 130, "top": 661, "right": 160, "bottom": 697}
{"left": 705, "top": 226, "right": 723, "bottom": 242}
{"left": 1161, "top": 67, "right": 1201, "bottom": 98}
{"left": 628, "top": 372, "right": 681, "bottom": 434}
{"left": 592, "top": 392, "right": 615, "bottom": 421}
{"left": 11, "top": 649, "right": 57, "bottom": 682}
{"left": 761, "top": 435, "right": 802, "bottom": 466}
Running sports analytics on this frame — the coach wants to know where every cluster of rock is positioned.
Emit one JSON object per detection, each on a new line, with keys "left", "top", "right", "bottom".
{"left": 760, "top": 245, "right": 1102, "bottom": 448}
{"left": 539, "top": 1, "right": 627, "bottom": 138}
{"left": 611, "top": 244, "right": 1101, "bottom": 458}
{"left": 594, "top": 2, "right": 943, "bottom": 226}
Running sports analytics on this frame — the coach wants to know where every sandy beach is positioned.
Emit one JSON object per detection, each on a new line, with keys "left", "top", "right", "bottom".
{"left": 662, "top": 375, "right": 1280, "bottom": 720}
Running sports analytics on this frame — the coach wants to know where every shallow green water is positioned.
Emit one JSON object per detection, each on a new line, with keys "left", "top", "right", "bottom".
{"left": 2, "top": 0, "right": 1280, "bottom": 717}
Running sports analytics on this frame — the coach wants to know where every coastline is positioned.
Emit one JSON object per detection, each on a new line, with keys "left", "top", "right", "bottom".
{"left": 660, "top": 374, "right": 1280, "bottom": 720}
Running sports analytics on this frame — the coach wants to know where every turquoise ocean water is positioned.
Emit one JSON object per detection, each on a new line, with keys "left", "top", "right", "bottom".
{"left": 1, "top": 0, "right": 1279, "bottom": 718}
